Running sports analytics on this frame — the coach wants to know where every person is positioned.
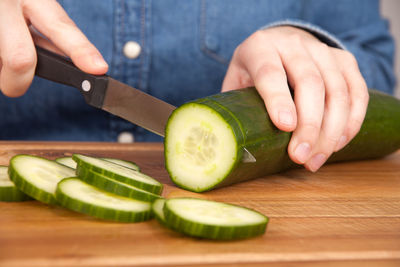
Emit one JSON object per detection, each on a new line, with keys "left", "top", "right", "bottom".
{"left": 0, "top": 0, "right": 395, "bottom": 172}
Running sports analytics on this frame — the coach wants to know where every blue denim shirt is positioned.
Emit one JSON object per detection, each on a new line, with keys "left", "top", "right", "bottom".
{"left": 0, "top": 0, "right": 395, "bottom": 141}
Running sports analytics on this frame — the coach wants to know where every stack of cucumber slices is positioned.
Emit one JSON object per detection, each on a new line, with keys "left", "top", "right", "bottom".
{"left": 1, "top": 154, "right": 268, "bottom": 240}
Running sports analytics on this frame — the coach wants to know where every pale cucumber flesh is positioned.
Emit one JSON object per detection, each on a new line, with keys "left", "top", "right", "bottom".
{"left": 152, "top": 198, "right": 166, "bottom": 223}
{"left": 165, "top": 103, "right": 238, "bottom": 192}
{"left": 56, "top": 178, "right": 152, "bottom": 222}
{"left": 73, "top": 154, "right": 161, "bottom": 189}
{"left": 162, "top": 198, "right": 268, "bottom": 240}
{"left": 102, "top": 158, "right": 140, "bottom": 171}
{"left": 9, "top": 155, "right": 75, "bottom": 204}
{"left": 55, "top": 157, "right": 77, "bottom": 169}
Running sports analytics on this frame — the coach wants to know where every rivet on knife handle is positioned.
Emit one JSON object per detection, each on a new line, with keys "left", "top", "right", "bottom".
{"left": 34, "top": 46, "right": 108, "bottom": 108}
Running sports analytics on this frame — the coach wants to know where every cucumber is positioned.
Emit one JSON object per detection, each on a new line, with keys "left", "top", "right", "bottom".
{"left": 152, "top": 198, "right": 166, "bottom": 224}
{"left": 56, "top": 177, "right": 152, "bottom": 222}
{"left": 0, "top": 166, "right": 31, "bottom": 202}
{"left": 55, "top": 157, "right": 77, "bottom": 169}
{"left": 76, "top": 165, "right": 161, "bottom": 202}
{"left": 8, "top": 155, "right": 75, "bottom": 204}
{"left": 162, "top": 198, "right": 268, "bottom": 240}
{"left": 73, "top": 154, "right": 162, "bottom": 194}
{"left": 165, "top": 88, "right": 400, "bottom": 192}
{"left": 102, "top": 158, "right": 140, "bottom": 171}
{"left": 56, "top": 156, "right": 140, "bottom": 171}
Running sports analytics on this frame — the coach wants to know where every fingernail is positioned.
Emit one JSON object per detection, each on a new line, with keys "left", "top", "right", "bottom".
{"left": 335, "top": 135, "right": 347, "bottom": 151}
{"left": 93, "top": 55, "right": 108, "bottom": 68}
{"left": 279, "top": 110, "right": 294, "bottom": 127}
{"left": 308, "top": 153, "right": 327, "bottom": 172}
{"left": 294, "top": 142, "right": 311, "bottom": 163}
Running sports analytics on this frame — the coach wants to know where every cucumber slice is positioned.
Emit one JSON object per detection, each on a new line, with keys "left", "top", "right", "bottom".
{"left": 102, "top": 158, "right": 140, "bottom": 171}
{"left": 56, "top": 178, "right": 152, "bottom": 222}
{"left": 76, "top": 165, "right": 161, "bottom": 202}
{"left": 56, "top": 156, "right": 140, "bottom": 171}
{"left": 55, "top": 157, "right": 77, "bottom": 169}
{"left": 165, "top": 103, "right": 238, "bottom": 192}
{"left": 163, "top": 198, "right": 268, "bottom": 240}
{"left": 0, "top": 166, "right": 31, "bottom": 202}
{"left": 8, "top": 155, "right": 75, "bottom": 204}
{"left": 152, "top": 198, "right": 166, "bottom": 224}
{"left": 73, "top": 154, "right": 162, "bottom": 194}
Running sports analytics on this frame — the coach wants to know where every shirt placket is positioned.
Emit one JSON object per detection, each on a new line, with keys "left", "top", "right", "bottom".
{"left": 109, "top": 0, "right": 152, "bottom": 142}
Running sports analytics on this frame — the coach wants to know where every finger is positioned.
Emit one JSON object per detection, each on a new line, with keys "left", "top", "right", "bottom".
{"left": 30, "top": 26, "right": 65, "bottom": 56}
{"left": 333, "top": 49, "right": 369, "bottom": 150}
{"left": 234, "top": 32, "right": 297, "bottom": 132}
{"left": 278, "top": 36, "right": 325, "bottom": 164}
{"left": 221, "top": 56, "right": 254, "bottom": 92}
{"left": 23, "top": 0, "right": 108, "bottom": 74}
{"left": 303, "top": 44, "right": 350, "bottom": 172}
{"left": 0, "top": 0, "right": 36, "bottom": 97}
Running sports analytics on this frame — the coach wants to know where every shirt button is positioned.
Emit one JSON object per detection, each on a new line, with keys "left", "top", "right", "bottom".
{"left": 123, "top": 41, "right": 141, "bottom": 59}
{"left": 117, "top": 132, "right": 135, "bottom": 143}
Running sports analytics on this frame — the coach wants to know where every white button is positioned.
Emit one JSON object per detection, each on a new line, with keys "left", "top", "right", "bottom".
{"left": 123, "top": 41, "right": 141, "bottom": 59}
{"left": 117, "top": 132, "right": 135, "bottom": 143}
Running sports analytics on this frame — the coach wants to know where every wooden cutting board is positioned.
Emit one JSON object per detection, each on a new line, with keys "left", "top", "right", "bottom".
{"left": 0, "top": 142, "right": 399, "bottom": 267}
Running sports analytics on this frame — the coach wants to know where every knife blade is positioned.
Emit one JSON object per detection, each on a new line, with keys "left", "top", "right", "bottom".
{"left": 34, "top": 46, "right": 175, "bottom": 137}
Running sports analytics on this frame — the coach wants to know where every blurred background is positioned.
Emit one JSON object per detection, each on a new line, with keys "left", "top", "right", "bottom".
{"left": 381, "top": 0, "right": 400, "bottom": 98}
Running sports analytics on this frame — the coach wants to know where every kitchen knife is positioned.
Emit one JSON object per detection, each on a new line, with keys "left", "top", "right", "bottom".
{"left": 34, "top": 46, "right": 256, "bottom": 162}
{"left": 34, "top": 46, "right": 175, "bottom": 137}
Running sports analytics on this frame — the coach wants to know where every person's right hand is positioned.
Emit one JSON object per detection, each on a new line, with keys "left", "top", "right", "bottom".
{"left": 0, "top": 0, "right": 108, "bottom": 97}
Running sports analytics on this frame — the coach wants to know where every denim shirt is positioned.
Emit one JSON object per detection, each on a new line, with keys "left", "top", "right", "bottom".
{"left": 0, "top": 0, "right": 395, "bottom": 141}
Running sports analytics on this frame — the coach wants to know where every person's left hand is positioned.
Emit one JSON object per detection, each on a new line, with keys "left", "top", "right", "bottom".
{"left": 222, "top": 26, "right": 369, "bottom": 172}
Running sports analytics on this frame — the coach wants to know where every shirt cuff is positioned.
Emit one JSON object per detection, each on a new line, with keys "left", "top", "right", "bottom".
{"left": 260, "top": 19, "right": 346, "bottom": 50}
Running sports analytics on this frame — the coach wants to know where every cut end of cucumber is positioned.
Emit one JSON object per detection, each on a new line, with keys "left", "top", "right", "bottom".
{"left": 165, "top": 103, "right": 238, "bottom": 192}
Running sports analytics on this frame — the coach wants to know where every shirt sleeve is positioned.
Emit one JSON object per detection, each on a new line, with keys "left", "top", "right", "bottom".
{"left": 259, "top": 2, "right": 396, "bottom": 95}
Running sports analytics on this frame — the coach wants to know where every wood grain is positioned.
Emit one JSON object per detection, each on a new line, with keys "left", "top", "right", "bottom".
{"left": 0, "top": 142, "right": 399, "bottom": 267}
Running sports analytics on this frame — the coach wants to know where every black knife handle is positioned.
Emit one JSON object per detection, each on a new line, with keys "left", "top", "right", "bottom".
{"left": 34, "top": 46, "right": 108, "bottom": 108}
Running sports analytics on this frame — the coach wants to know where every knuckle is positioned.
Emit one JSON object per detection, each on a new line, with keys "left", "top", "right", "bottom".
{"left": 318, "top": 42, "right": 329, "bottom": 50}
{"left": 255, "top": 64, "right": 285, "bottom": 84}
{"left": 331, "top": 86, "right": 350, "bottom": 106}
{"left": 288, "top": 33, "right": 304, "bottom": 45}
{"left": 250, "top": 30, "right": 267, "bottom": 43}
{"left": 5, "top": 51, "right": 36, "bottom": 74}
{"left": 342, "top": 50, "right": 358, "bottom": 66}
{"left": 299, "top": 71, "right": 324, "bottom": 90}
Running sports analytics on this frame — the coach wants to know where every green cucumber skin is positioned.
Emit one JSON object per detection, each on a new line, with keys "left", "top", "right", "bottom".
{"left": 163, "top": 198, "right": 268, "bottom": 240}
{"left": 0, "top": 165, "right": 32, "bottom": 202}
{"left": 76, "top": 165, "right": 161, "bottom": 202}
{"left": 72, "top": 155, "right": 162, "bottom": 195}
{"left": 56, "top": 178, "right": 153, "bottom": 223}
{"left": 8, "top": 155, "right": 63, "bottom": 205}
{"left": 166, "top": 88, "right": 400, "bottom": 192}
{"left": 0, "top": 187, "right": 32, "bottom": 202}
